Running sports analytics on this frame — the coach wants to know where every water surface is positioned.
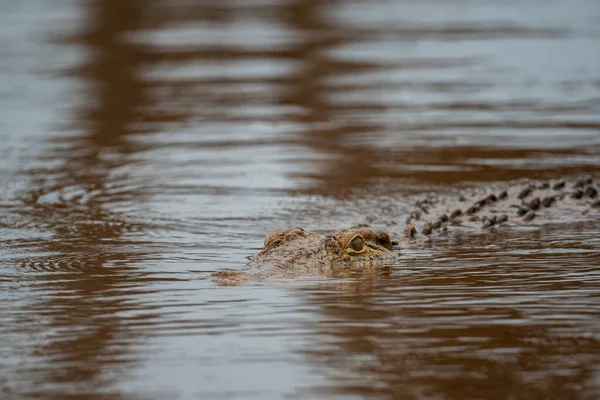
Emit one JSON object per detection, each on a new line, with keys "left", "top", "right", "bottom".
{"left": 1, "top": 0, "right": 600, "bottom": 399}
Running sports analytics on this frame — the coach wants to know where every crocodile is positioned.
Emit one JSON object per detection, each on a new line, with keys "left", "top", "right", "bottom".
{"left": 392, "top": 176, "right": 599, "bottom": 241}
{"left": 212, "top": 227, "right": 397, "bottom": 284}
{"left": 212, "top": 176, "right": 599, "bottom": 284}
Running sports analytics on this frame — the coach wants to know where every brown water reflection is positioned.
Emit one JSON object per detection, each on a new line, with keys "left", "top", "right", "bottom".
{"left": 297, "top": 226, "right": 600, "bottom": 399}
{"left": 1, "top": 0, "right": 600, "bottom": 399}
{"left": 3, "top": 1, "right": 160, "bottom": 398}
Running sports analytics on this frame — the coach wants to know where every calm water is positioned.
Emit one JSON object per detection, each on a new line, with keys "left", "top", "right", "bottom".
{"left": 1, "top": 0, "right": 600, "bottom": 399}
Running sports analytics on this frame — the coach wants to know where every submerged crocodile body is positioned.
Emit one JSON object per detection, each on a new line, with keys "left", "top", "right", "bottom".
{"left": 213, "top": 176, "right": 599, "bottom": 284}
{"left": 392, "top": 176, "right": 599, "bottom": 241}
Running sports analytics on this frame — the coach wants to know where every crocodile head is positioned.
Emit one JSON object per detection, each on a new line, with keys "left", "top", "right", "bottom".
{"left": 249, "top": 227, "right": 396, "bottom": 273}
{"left": 212, "top": 227, "right": 397, "bottom": 284}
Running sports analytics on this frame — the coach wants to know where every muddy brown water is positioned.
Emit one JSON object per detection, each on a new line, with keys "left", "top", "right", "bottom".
{"left": 1, "top": 0, "right": 600, "bottom": 399}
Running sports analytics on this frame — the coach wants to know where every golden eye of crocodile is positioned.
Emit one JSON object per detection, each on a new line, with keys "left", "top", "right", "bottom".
{"left": 350, "top": 236, "right": 364, "bottom": 252}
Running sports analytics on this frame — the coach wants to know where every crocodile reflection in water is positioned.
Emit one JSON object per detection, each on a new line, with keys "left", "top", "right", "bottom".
{"left": 213, "top": 177, "right": 599, "bottom": 284}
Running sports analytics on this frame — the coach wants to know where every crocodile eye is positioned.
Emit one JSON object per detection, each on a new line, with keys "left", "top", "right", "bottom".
{"left": 350, "top": 236, "right": 364, "bottom": 252}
